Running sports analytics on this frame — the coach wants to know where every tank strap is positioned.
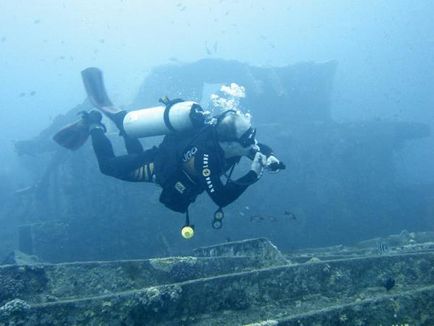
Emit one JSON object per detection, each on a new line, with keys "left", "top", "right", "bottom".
{"left": 159, "top": 97, "right": 185, "bottom": 133}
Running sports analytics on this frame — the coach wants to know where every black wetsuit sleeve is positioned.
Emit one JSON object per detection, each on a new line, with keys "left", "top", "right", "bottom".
{"left": 195, "top": 152, "right": 258, "bottom": 207}
{"left": 258, "top": 143, "right": 273, "bottom": 156}
{"left": 247, "top": 143, "right": 274, "bottom": 160}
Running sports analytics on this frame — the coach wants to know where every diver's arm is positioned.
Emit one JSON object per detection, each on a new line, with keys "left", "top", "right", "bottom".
{"left": 257, "top": 143, "right": 273, "bottom": 156}
{"left": 196, "top": 153, "right": 259, "bottom": 207}
{"left": 208, "top": 173, "right": 256, "bottom": 207}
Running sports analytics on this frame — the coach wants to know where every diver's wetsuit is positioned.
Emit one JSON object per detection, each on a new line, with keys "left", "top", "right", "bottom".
{"left": 173, "top": 126, "right": 272, "bottom": 208}
{"left": 90, "top": 125, "right": 272, "bottom": 211}
{"left": 90, "top": 128, "right": 158, "bottom": 182}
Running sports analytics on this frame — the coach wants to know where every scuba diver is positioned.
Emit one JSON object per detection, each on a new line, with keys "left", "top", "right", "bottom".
{"left": 54, "top": 68, "right": 285, "bottom": 238}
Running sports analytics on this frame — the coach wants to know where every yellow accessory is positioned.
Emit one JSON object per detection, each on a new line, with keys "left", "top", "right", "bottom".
{"left": 181, "top": 225, "right": 195, "bottom": 239}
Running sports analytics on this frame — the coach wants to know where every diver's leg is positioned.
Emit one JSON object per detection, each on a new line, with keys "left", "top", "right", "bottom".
{"left": 123, "top": 135, "right": 144, "bottom": 155}
{"left": 90, "top": 128, "right": 117, "bottom": 175}
{"left": 106, "top": 110, "right": 144, "bottom": 155}
{"left": 90, "top": 128, "right": 157, "bottom": 181}
{"left": 81, "top": 68, "right": 145, "bottom": 156}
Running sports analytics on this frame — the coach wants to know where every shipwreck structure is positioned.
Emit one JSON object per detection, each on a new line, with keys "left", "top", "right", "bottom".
{"left": 0, "top": 59, "right": 433, "bottom": 324}
{"left": 1, "top": 235, "right": 434, "bottom": 325}
{"left": 0, "top": 58, "right": 431, "bottom": 263}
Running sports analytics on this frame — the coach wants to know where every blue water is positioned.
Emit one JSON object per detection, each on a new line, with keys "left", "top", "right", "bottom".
{"left": 1, "top": 1, "right": 434, "bottom": 261}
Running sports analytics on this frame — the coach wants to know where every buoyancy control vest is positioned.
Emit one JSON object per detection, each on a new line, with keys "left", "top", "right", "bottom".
{"left": 156, "top": 127, "right": 214, "bottom": 213}
{"left": 143, "top": 98, "right": 209, "bottom": 213}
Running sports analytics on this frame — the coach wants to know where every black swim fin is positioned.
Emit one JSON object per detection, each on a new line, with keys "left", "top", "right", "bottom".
{"left": 52, "top": 119, "right": 89, "bottom": 150}
{"left": 81, "top": 67, "right": 121, "bottom": 116}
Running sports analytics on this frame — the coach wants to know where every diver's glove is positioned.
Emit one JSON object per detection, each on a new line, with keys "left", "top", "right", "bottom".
{"left": 250, "top": 152, "right": 267, "bottom": 178}
{"left": 266, "top": 155, "right": 286, "bottom": 172}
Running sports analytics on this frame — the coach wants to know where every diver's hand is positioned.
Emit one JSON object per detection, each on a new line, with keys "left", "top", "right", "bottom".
{"left": 266, "top": 155, "right": 279, "bottom": 167}
{"left": 266, "top": 155, "right": 286, "bottom": 172}
{"left": 265, "top": 155, "right": 286, "bottom": 173}
{"left": 250, "top": 152, "right": 267, "bottom": 178}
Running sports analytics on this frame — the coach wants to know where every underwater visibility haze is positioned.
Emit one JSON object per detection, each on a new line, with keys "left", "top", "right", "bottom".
{"left": 1, "top": 1, "right": 434, "bottom": 324}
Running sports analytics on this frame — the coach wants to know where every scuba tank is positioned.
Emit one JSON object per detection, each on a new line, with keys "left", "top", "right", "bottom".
{"left": 80, "top": 67, "right": 206, "bottom": 139}
{"left": 123, "top": 99, "right": 206, "bottom": 138}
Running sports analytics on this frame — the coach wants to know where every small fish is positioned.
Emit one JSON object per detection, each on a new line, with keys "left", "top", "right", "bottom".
{"left": 99, "top": 39, "right": 105, "bottom": 44}
{"left": 269, "top": 216, "right": 278, "bottom": 222}
{"left": 250, "top": 215, "right": 277, "bottom": 223}
{"left": 176, "top": 3, "right": 187, "bottom": 11}
{"left": 205, "top": 44, "right": 212, "bottom": 55}
{"left": 1, "top": 36, "right": 6, "bottom": 42}
{"left": 250, "top": 215, "right": 265, "bottom": 223}
{"left": 284, "top": 211, "right": 297, "bottom": 220}
{"left": 14, "top": 185, "right": 35, "bottom": 195}
{"left": 30, "top": 91, "right": 36, "bottom": 96}
{"left": 18, "top": 92, "right": 26, "bottom": 97}
{"left": 33, "top": 19, "right": 41, "bottom": 24}
{"left": 383, "top": 277, "right": 395, "bottom": 291}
